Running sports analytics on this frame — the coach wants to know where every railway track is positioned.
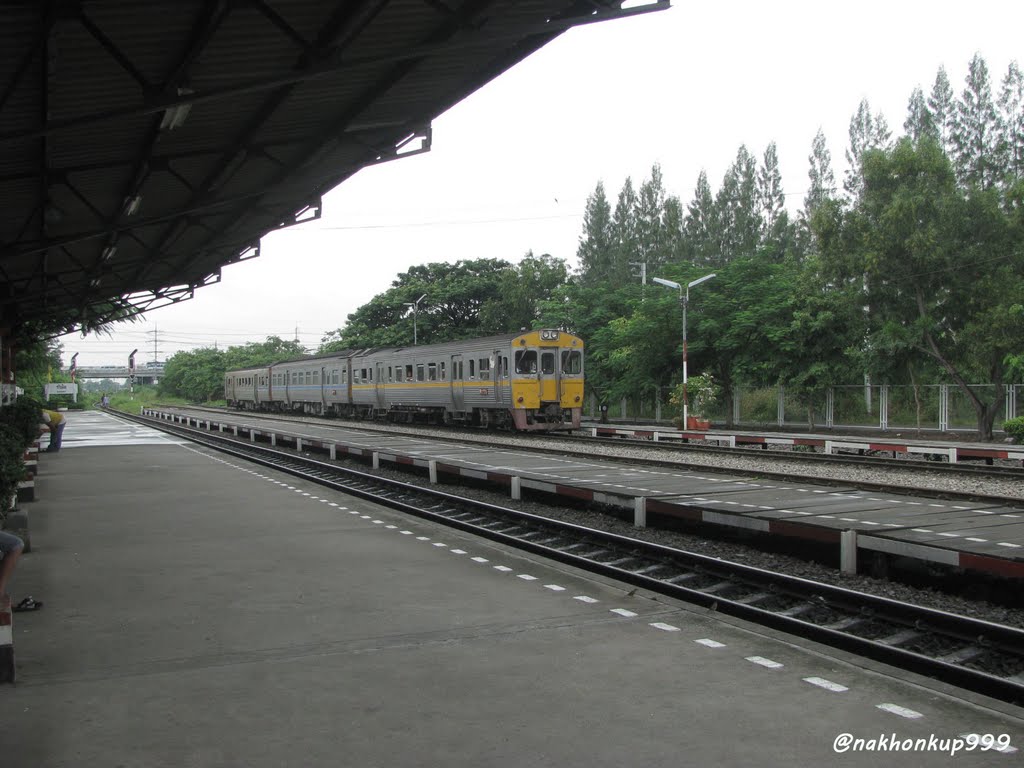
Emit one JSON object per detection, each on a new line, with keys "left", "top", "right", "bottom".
{"left": 124, "top": 408, "right": 1024, "bottom": 705}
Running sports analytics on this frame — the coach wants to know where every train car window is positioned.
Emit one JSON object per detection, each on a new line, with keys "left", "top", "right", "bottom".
{"left": 405, "top": 364, "right": 413, "bottom": 381}
{"left": 395, "top": 366, "right": 404, "bottom": 382}
{"left": 561, "top": 350, "right": 582, "bottom": 375}
{"left": 368, "top": 368, "right": 373, "bottom": 382}
{"left": 468, "top": 360, "right": 475, "bottom": 379}
{"left": 541, "top": 352, "right": 555, "bottom": 374}
{"left": 427, "top": 363, "right": 437, "bottom": 381}
{"left": 416, "top": 364, "right": 425, "bottom": 382}
{"left": 503, "top": 357, "right": 509, "bottom": 378}
{"left": 342, "top": 369, "right": 348, "bottom": 384}
{"left": 304, "top": 371, "right": 310, "bottom": 385}
{"left": 313, "top": 371, "right": 319, "bottom": 384}
{"left": 479, "top": 358, "right": 490, "bottom": 376}
{"left": 440, "top": 361, "right": 446, "bottom": 380}
{"left": 515, "top": 350, "right": 538, "bottom": 374}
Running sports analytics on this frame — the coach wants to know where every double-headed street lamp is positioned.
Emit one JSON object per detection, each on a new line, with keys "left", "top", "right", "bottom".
{"left": 652, "top": 273, "right": 716, "bottom": 428}
{"left": 404, "top": 293, "right": 427, "bottom": 345}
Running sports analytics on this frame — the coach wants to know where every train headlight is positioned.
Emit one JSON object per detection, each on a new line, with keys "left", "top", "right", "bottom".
{"left": 539, "top": 329, "right": 559, "bottom": 341}
{"left": 574, "top": 395, "right": 580, "bottom": 402}
{"left": 517, "top": 396, "right": 524, "bottom": 403}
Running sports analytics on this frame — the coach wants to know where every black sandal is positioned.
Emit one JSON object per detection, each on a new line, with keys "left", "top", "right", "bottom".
{"left": 12, "top": 596, "right": 43, "bottom": 612}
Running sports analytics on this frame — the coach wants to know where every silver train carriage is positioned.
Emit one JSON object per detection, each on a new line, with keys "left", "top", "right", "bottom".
{"left": 224, "top": 329, "right": 584, "bottom": 431}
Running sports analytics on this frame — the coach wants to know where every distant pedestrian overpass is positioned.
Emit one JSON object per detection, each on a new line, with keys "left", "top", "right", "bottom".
{"left": 68, "top": 365, "right": 164, "bottom": 384}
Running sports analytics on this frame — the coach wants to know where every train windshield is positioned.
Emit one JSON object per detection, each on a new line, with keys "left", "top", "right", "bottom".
{"left": 561, "top": 350, "right": 582, "bottom": 375}
{"left": 515, "top": 350, "right": 538, "bottom": 374}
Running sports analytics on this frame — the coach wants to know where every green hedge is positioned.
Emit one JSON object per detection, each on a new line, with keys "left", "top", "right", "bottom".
{"left": 0, "top": 422, "right": 26, "bottom": 513}
{"left": 1003, "top": 417, "right": 1024, "bottom": 442}
{"left": 0, "top": 395, "right": 44, "bottom": 446}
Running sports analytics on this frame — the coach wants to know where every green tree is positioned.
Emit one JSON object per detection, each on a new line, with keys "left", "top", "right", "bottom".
{"left": 716, "top": 145, "right": 762, "bottom": 263}
{"left": 576, "top": 181, "right": 614, "bottom": 286}
{"left": 928, "top": 65, "right": 957, "bottom": 155}
{"left": 797, "top": 128, "right": 837, "bottom": 260}
{"left": 686, "top": 255, "right": 803, "bottom": 426}
{"left": 757, "top": 141, "right": 790, "bottom": 254}
{"left": 537, "top": 280, "right": 634, "bottom": 407}
{"left": 478, "top": 252, "right": 570, "bottom": 334}
{"left": 683, "top": 170, "right": 718, "bottom": 266}
{"left": 844, "top": 98, "right": 891, "bottom": 199}
{"left": 607, "top": 177, "right": 639, "bottom": 287}
{"left": 904, "top": 86, "right": 937, "bottom": 144}
{"left": 953, "top": 53, "right": 1000, "bottom": 189}
{"left": 223, "top": 336, "right": 307, "bottom": 370}
{"left": 767, "top": 261, "right": 866, "bottom": 428}
{"left": 13, "top": 338, "right": 64, "bottom": 397}
{"left": 160, "top": 347, "right": 227, "bottom": 402}
{"left": 320, "top": 259, "right": 514, "bottom": 350}
{"left": 820, "top": 137, "right": 1024, "bottom": 439}
{"left": 635, "top": 164, "right": 671, "bottom": 275}
{"left": 997, "top": 60, "right": 1024, "bottom": 183}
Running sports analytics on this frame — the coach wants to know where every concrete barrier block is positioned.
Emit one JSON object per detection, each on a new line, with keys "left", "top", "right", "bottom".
{"left": 0, "top": 608, "right": 13, "bottom": 683}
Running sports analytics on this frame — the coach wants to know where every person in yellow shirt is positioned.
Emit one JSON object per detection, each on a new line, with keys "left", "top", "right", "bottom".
{"left": 40, "top": 409, "right": 66, "bottom": 453}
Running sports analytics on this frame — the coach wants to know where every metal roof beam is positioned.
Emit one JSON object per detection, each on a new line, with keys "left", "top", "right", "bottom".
{"left": 78, "top": 9, "right": 152, "bottom": 93}
{"left": 0, "top": 1, "right": 668, "bottom": 144}
{"left": 132, "top": 0, "right": 395, "bottom": 285}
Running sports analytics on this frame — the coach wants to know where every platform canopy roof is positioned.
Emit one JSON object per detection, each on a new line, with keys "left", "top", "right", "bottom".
{"left": 0, "top": 0, "right": 665, "bottom": 342}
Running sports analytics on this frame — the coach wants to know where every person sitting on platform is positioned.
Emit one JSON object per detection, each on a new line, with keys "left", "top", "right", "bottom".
{"left": 40, "top": 409, "right": 66, "bottom": 453}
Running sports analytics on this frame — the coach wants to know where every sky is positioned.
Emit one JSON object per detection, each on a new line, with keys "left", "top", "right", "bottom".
{"left": 60, "top": 0, "right": 1024, "bottom": 368}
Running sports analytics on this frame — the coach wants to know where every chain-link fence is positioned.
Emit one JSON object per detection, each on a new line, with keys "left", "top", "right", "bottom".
{"left": 588, "top": 383, "right": 1022, "bottom": 434}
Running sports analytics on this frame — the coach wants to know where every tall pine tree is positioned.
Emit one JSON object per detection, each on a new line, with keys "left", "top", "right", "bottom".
{"left": 928, "top": 66, "right": 957, "bottom": 155}
{"left": 635, "top": 164, "right": 670, "bottom": 275}
{"left": 904, "top": 86, "right": 937, "bottom": 144}
{"left": 608, "top": 177, "right": 639, "bottom": 286}
{"left": 716, "top": 145, "right": 761, "bottom": 263}
{"left": 952, "top": 53, "right": 999, "bottom": 189}
{"left": 802, "top": 128, "right": 836, "bottom": 219}
{"left": 997, "top": 60, "right": 1024, "bottom": 183}
{"left": 684, "top": 170, "right": 718, "bottom": 266}
{"left": 844, "top": 98, "right": 891, "bottom": 198}
{"left": 757, "top": 142, "right": 785, "bottom": 232}
{"left": 576, "top": 181, "right": 614, "bottom": 286}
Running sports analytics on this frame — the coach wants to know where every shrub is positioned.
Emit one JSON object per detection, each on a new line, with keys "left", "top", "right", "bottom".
{"left": 668, "top": 373, "right": 720, "bottom": 418}
{"left": 0, "top": 423, "right": 26, "bottom": 514}
{"left": 0, "top": 395, "right": 44, "bottom": 446}
{"left": 1003, "top": 417, "right": 1024, "bottom": 442}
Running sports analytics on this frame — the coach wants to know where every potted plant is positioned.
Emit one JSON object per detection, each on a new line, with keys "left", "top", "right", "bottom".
{"left": 669, "top": 373, "right": 718, "bottom": 430}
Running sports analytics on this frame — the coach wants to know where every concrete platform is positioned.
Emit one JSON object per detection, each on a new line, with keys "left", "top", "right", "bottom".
{"left": 3, "top": 410, "right": 1022, "bottom": 765}
{"left": 148, "top": 409, "right": 1024, "bottom": 580}
{"left": 587, "top": 422, "right": 1024, "bottom": 465}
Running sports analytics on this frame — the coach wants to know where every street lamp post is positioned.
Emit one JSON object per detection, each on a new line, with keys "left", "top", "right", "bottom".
{"left": 404, "top": 293, "right": 426, "bottom": 345}
{"left": 652, "top": 273, "right": 715, "bottom": 428}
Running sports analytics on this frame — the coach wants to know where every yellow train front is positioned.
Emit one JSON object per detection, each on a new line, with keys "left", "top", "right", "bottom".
{"left": 506, "top": 329, "right": 584, "bottom": 431}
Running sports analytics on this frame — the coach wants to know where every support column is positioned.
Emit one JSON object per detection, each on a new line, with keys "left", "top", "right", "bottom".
{"left": 840, "top": 529, "right": 858, "bottom": 575}
{"left": 634, "top": 497, "right": 646, "bottom": 528}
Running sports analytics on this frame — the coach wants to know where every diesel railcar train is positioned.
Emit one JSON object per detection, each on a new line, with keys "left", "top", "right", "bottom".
{"left": 224, "top": 329, "right": 584, "bottom": 431}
